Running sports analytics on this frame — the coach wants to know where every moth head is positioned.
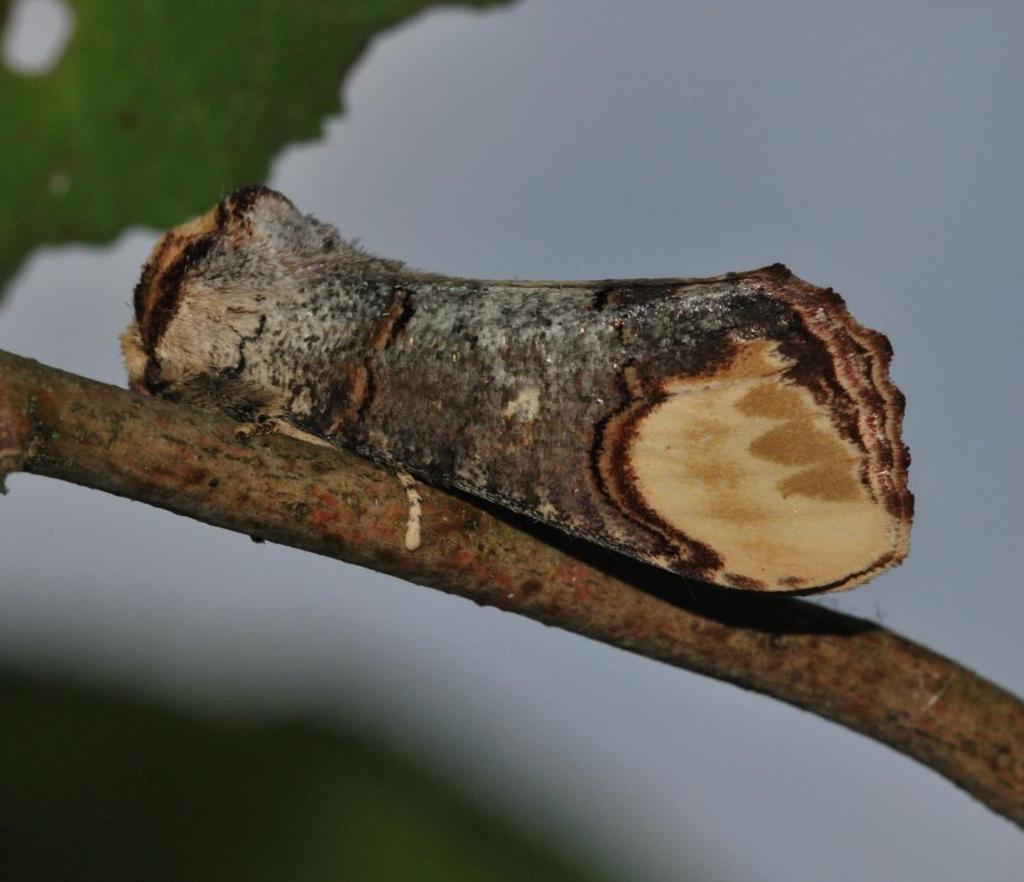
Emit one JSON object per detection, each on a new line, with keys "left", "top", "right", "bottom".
{"left": 122, "top": 185, "right": 315, "bottom": 396}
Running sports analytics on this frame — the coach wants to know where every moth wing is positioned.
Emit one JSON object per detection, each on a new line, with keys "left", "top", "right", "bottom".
{"left": 597, "top": 337, "right": 911, "bottom": 592}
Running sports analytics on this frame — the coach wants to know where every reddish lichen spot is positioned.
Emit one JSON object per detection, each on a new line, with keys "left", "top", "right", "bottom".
{"left": 307, "top": 508, "right": 337, "bottom": 531}
{"left": 450, "top": 548, "right": 476, "bottom": 569}
{"left": 313, "top": 487, "right": 340, "bottom": 509}
{"left": 0, "top": 407, "right": 32, "bottom": 453}
{"left": 176, "top": 465, "right": 206, "bottom": 486}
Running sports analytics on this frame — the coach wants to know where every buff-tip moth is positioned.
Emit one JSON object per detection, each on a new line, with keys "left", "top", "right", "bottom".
{"left": 122, "top": 186, "right": 912, "bottom": 592}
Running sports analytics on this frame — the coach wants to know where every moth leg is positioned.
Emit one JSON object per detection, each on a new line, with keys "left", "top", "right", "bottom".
{"left": 233, "top": 412, "right": 276, "bottom": 443}
{"left": 171, "top": 375, "right": 329, "bottom": 446}
{"left": 234, "top": 414, "right": 335, "bottom": 449}
{"left": 396, "top": 470, "right": 423, "bottom": 552}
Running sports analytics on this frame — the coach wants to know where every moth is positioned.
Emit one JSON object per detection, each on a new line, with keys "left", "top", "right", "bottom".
{"left": 123, "top": 185, "right": 912, "bottom": 592}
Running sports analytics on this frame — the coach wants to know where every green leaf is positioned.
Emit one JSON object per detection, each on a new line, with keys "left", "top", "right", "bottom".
{"left": 0, "top": 667, "right": 613, "bottom": 881}
{"left": 0, "top": 0, "right": 503, "bottom": 298}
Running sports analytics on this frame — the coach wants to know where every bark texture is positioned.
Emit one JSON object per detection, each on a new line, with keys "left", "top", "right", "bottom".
{"left": 1, "top": 347, "right": 1021, "bottom": 828}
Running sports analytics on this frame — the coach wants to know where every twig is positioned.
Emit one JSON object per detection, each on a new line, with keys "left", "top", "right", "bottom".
{"left": 1, "top": 347, "right": 1022, "bottom": 828}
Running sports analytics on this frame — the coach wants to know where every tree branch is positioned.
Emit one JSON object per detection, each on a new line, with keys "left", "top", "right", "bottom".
{"left": 2, "top": 347, "right": 1022, "bottom": 828}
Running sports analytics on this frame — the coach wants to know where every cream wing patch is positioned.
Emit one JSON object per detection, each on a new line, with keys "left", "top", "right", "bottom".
{"left": 629, "top": 340, "right": 896, "bottom": 590}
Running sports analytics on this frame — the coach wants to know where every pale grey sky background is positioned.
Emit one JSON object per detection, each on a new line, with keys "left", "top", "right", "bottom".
{"left": 1, "top": 1, "right": 1022, "bottom": 879}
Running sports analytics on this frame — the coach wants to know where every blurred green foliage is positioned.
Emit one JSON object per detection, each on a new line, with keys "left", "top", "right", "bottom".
{"left": 0, "top": 0, "right": 501, "bottom": 298}
{"left": 0, "top": 667, "right": 608, "bottom": 881}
